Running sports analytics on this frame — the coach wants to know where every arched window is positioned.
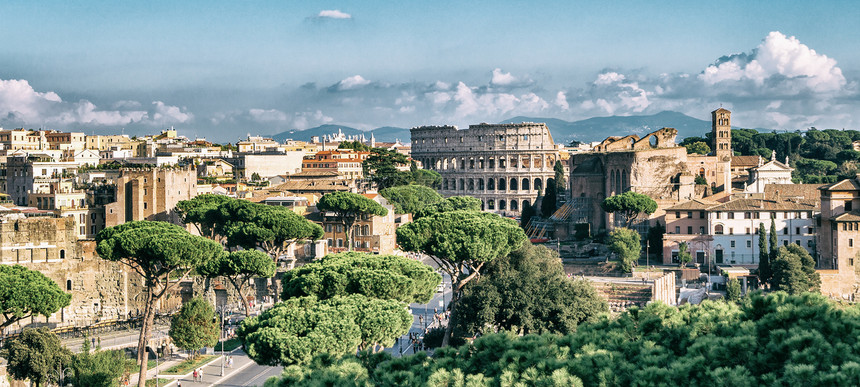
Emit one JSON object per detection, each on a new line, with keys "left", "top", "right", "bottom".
{"left": 488, "top": 178, "right": 495, "bottom": 190}
{"left": 714, "top": 224, "right": 724, "bottom": 235}
{"left": 362, "top": 225, "right": 370, "bottom": 235}
{"left": 511, "top": 200, "right": 518, "bottom": 211}
{"left": 610, "top": 170, "right": 616, "bottom": 194}
{"left": 66, "top": 280, "right": 72, "bottom": 291}
{"left": 59, "top": 249, "right": 65, "bottom": 259}
{"left": 443, "top": 179, "right": 449, "bottom": 190}
{"left": 522, "top": 178, "right": 530, "bottom": 191}
{"left": 459, "top": 179, "right": 465, "bottom": 190}
{"left": 522, "top": 200, "right": 529, "bottom": 209}
{"left": 621, "top": 170, "right": 628, "bottom": 192}
{"left": 468, "top": 178, "right": 475, "bottom": 190}
{"left": 499, "top": 200, "right": 506, "bottom": 210}
{"left": 488, "top": 199, "right": 495, "bottom": 210}
{"left": 478, "top": 179, "right": 485, "bottom": 190}
{"left": 534, "top": 178, "right": 542, "bottom": 192}
{"left": 510, "top": 178, "right": 518, "bottom": 191}
{"left": 499, "top": 178, "right": 506, "bottom": 191}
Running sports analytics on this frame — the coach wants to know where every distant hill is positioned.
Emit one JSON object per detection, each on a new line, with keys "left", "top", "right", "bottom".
{"left": 501, "top": 111, "right": 715, "bottom": 145}
{"left": 271, "top": 125, "right": 410, "bottom": 143}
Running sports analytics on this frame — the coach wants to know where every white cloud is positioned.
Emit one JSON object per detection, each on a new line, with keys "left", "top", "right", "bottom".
{"left": 0, "top": 78, "right": 191, "bottom": 128}
{"left": 249, "top": 108, "right": 289, "bottom": 122}
{"left": 333, "top": 75, "right": 371, "bottom": 90}
{"left": 554, "top": 91, "right": 569, "bottom": 110}
{"left": 700, "top": 31, "right": 845, "bottom": 93}
{"left": 316, "top": 10, "right": 351, "bottom": 19}
{"left": 491, "top": 68, "right": 517, "bottom": 86}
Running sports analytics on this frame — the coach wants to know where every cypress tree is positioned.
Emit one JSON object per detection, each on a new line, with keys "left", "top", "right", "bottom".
{"left": 758, "top": 223, "right": 770, "bottom": 286}
{"left": 769, "top": 219, "right": 779, "bottom": 264}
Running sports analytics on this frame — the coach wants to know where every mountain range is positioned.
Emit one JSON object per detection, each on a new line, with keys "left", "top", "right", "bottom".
{"left": 270, "top": 111, "right": 728, "bottom": 145}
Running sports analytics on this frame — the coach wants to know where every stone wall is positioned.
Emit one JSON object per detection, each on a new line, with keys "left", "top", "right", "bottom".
{"left": 410, "top": 123, "right": 560, "bottom": 216}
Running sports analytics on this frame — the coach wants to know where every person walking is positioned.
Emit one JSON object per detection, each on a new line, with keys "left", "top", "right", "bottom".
{"left": 192, "top": 369, "right": 198, "bottom": 382}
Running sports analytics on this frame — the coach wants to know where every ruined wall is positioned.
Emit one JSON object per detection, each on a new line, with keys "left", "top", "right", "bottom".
{"left": 106, "top": 166, "right": 197, "bottom": 227}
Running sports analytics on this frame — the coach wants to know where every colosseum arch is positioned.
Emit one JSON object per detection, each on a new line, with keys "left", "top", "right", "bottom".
{"left": 522, "top": 178, "right": 530, "bottom": 191}
{"left": 499, "top": 178, "right": 507, "bottom": 191}
{"left": 511, "top": 200, "right": 518, "bottom": 211}
{"left": 534, "top": 178, "right": 542, "bottom": 192}
{"left": 478, "top": 178, "right": 485, "bottom": 190}
{"left": 499, "top": 200, "right": 506, "bottom": 210}
{"left": 468, "top": 178, "right": 475, "bottom": 190}
{"left": 488, "top": 178, "right": 495, "bottom": 190}
{"left": 510, "top": 178, "right": 518, "bottom": 191}
{"left": 610, "top": 170, "right": 616, "bottom": 194}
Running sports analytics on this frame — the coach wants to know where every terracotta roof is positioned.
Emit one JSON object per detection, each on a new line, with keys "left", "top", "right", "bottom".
{"left": 731, "top": 155, "right": 761, "bottom": 168}
{"left": 820, "top": 178, "right": 860, "bottom": 191}
{"left": 665, "top": 198, "right": 719, "bottom": 211}
{"left": 707, "top": 198, "right": 817, "bottom": 212}
{"left": 288, "top": 170, "right": 341, "bottom": 177}
{"left": 764, "top": 184, "right": 823, "bottom": 202}
{"left": 833, "top": 211, "right": 860, "bottom": 222}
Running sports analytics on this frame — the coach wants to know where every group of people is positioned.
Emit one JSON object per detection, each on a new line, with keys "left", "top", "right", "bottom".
{"left": 192, "top": 367, "right": 205, "bottom": 382}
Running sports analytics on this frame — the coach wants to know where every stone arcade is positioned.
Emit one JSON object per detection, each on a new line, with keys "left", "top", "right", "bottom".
{"left": 410, "top": 123, "right": 561, "bottom": 216}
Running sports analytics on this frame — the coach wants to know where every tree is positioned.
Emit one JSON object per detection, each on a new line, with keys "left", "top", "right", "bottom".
{"left": 600, "top": 191, "right": 658, "bottom": 227}
{"left": 0, "top": 265, "right": 71, "bottom": 332}
{"left": 71, "top": 340, "right": 130, "bottom": 387}
{"left": 677, "top": 242, "right": 692, "bottom": 268}
{"left": 647, "top": 222, "right": 665, "bottom": 260}
{"left": 520, "top": 201, "right": 536, "bottom": 228}
{"left": 96, "top": 221, "right": 224, "bottom": 386}
{"left": 397, "top": 210, "right": 526, "bottom": 345}
{"left": 176, "top": 194, "right": 234, "bottom": 241}
{"left": 317, "top": 192, "right": 388, "bottom": 251}
{"left": 725, "top": 278, "right": 742, "bottom": 302}
{"left": 608, "top": 228, "right": 640, "bottom": 273}
{"left": 771, "top": 245, "right": 820, "bottom": 294}
{"left": 541, "top": 178, "right": 558, "bottom": 216}
{"left": 251, "top": 172, "right": 262, "bottom": 181}
{"left": 685, "top": 141, "right": 711, "bottom": 155}
{"left": 280, "top": 252, "right": 440, "bottom": 304}
{"left": 363, "top": 148, "right": 411, "bottom": 189}
{"left": 456, "top": 243, "right": 607, "bottom": 336}
{"left": 694, "top": 175, "right": 708, "bottom": 185}
{"left": 338, "top": 140, "right": 371, "bottom": 152}
{"left": 413, "top": 196, "right": 482, "bottom": 220}
{"left": 169, "top": 297, "right": 220, "bottom": 358}
{"left": 554, "top": 160, "right": 566, "bottom": 195}
{"left": 197, "top": 250, "right": 277, "bottom": 316}
{"left": 379, "top": 184, "right": 443, "bottom": 214}
{"left": 411, "top": 169, "right": 442, "bottom": 188}
{"left": 217, "top": 199, "right": 323, "bottom": 258}
{"left": 758, "top": 223, "right": 770, "bottom": 286}
{"left": 238, "top": 294, "right": 411, "bottom": 366}
{"left": 1, "top": 328, "right": 73, "bottom": 387}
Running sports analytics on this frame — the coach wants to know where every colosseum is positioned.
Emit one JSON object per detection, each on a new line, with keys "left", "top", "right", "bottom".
{"left": 410, "top": 123, "right": 561, "bottom": 216}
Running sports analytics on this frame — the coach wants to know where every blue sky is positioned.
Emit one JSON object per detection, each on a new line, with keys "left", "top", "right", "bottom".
{"left": 1, "top": 1, "right": 859, "bottom": 141}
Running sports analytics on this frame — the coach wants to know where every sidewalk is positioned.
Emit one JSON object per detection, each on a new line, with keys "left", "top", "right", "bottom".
{"left": 128, "top": 346, "right": 249, "bottom": 387}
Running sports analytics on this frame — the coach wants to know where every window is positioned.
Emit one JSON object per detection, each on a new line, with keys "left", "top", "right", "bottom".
{"left": 67, "top": 280, "right": 72, "bottom": 291}
{"left": 687, "top": 226, "right": 693, "bottom": 234}
{"left": 675, "top": 226, "right": 680, "bottom": 234}
{"left": 747, "top": 240, "right": 752, "bottom": 248}
{"left": 700, "top": 211, "right": 706, "bottom": 219}
{"left": 851, "top": 239, "right": 855, "bottom": 247}
{"left": 851, "top": 258, "right": 855, "bottom": 266}
{"left": 687, "top": 211, "right": 693, "bottom": 218}
{"left": 771, "top": 212, "right": 777, "bottom": 219}
{"left": 729, "top": 228, "right": 734, "bottom": 235}
{"left": 783, "top": 228, "right": 788, "bottom": 235}
{"left": 143, "top": 203, "right": 147, "bottom": 210}
{"left": 783, "top": 240, "right": 788, "bottom": 246}
{"left": 715, "top": 212, "right": 721, "bottom": 219}
{"left": 744, "top": 212, "right": 751, "bottom": 219}
{"left": 325, "top": 224, "right": 332, "bottom": 232}
{"left": 675, "top": 211, "right": 680, "bottom": 218}
{"left": 847, "top": 200, "right": 854, "bottom": 212}
{"left": 714, "top": 225, "right": 723, "bottom": 234}
{"left": 808, "top": 240, "right": 814, "bottom": 247}
{"left": 746, "top": 228, "right": 751, "bottom": 235}
{"left": 59, "top": 250, "right": 65, "bottom": 259}
{"left": 796, "top": 227, "right": 801, "bottom": 235}
{"left": 730, "top": 241, "right": 736, "bottom": 248}
{"left": 700, "top": 226, "right": 706, "bottom": 234}
{"left": 728, "top": 212, "right": 735, "bottom": 219}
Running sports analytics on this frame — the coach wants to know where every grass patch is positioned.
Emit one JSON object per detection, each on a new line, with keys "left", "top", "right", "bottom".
{"left": 161, "top": 355, "right": 216, "bottom": 375}
{"left": 128, "top": 359, "right": 158, "bottom": 373}
{"left": 145, "top": 378, "right": 170, "bottom": 387}
{"left": 216, "top": 338, "right": 242, "bottom": 352}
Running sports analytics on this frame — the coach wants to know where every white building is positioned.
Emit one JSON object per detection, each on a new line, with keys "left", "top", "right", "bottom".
{"left": 707, "top": 198, "right": 817, "bottom": 266}
{"left": 744, "top": 151, "right": 794, "bottom": 194}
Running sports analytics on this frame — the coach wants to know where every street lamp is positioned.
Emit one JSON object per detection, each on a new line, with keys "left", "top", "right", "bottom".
{"left": 54, "top": 363, "right": 72, "bottom": 387}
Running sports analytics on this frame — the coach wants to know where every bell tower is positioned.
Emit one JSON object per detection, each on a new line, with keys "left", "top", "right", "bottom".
{"left": 712, "top": 108, "right": 732, "bottom": 161}
{"left": 711, "top": 107, "right": 732, "bottom": 193}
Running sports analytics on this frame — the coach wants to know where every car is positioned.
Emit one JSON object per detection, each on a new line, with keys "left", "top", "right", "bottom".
{"left": 436, "top": 283, "right": 445, "bottom": 293}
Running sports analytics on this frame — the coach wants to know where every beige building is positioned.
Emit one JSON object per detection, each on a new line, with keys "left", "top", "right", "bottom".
{"left": 315, "top": 193, "right": 397, "bottom": 254}
{"left": 301, "top": 150, "right": 370, "bottom": 180}
{"left": 411, "top": 123, "right": 560, "bottom": 217}
{"left": 46, "top": 131, "right": 86, "bottom": 151}
{"left": 0, "top": 129, "right": 50, "bottom": 151}
{"left": 816, "top": 176, "right": 860, "bottom": 298}
{"left": 237, "top": 136, "right": 281, "bottom": 153}
{"left": 227, "top": 152, "right": 306, "bottom": 180}
{"left": 105, "top": 166, "right": 197, "bottom": 227}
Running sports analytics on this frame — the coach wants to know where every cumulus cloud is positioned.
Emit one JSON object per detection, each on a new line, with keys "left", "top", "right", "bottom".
{"left": 330, "top": 75, "right": 371, "bottom": 91}
{"left": 316, "top": 10, "right": 351, "bottom": 19}
{"left": 700, "top": 31, "right": 845, "bottom": 93}
{"left": 491, "top": 68, "right": 517, "bottom": 86}
{"left": 0, "top": 78, "right": 191, "bottom": 129}
{"left": 554, "top": 91, "right": 570, "bottom": 110}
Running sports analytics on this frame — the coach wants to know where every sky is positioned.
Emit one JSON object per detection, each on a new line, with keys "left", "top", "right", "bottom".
{"left": 1, "top": 1, "right": 859, "bottom": 142}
